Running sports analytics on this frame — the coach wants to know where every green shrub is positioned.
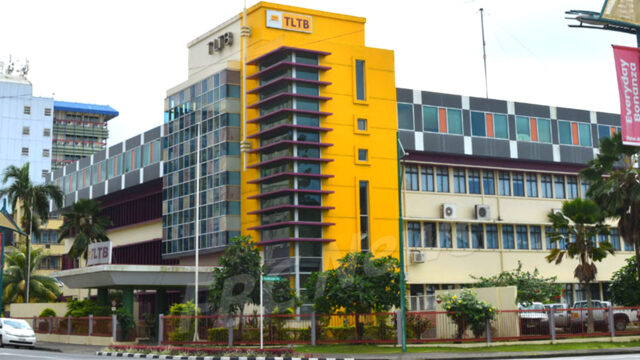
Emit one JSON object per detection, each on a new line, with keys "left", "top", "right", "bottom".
{"left": 441, "top": 289, "right": 496, "bottom": 339}
{"left": 208, "top": 327, "right": 228, "bottom": 342}
{"left": 167, "top": 301, "right": 200, "bottom": 343}
{"left": 322, "top": 326, "right": 356, "bottom": 341}
{"left": 39, "top": 308, "right": 57, "bottom": 317}
{"left": 65, "top": 299, "right": 110, "bottom": 317}
{"left": 116, "top": 308, "right": 135, "bottom": 341}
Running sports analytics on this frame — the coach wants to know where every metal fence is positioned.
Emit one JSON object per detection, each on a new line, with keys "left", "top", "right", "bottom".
{"left": 159, "top": 305, "right": 640, "bottom": 346}
{"left": 17, "top": 315, "right": 115, "bottom": 339}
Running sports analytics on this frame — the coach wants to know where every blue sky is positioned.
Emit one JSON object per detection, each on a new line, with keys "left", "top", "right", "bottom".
{"left": 1, "top": 0, "right": 635, "bottom": 145}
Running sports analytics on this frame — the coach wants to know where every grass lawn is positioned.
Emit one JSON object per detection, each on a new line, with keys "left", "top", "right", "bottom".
{"left": 295, "top": 341, "right": 640, "bottom": 354}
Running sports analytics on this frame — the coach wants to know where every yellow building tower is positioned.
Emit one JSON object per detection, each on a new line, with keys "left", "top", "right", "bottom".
{"left": 240, "top": 2, "right": 400, "bottom": 299}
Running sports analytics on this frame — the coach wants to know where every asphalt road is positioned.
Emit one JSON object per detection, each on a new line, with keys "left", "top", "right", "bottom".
{"left": 517, "top": 355, "right": 640, "bottom": 360}
{"left": 0, "top": 347, "right": 103, "bottom": 360}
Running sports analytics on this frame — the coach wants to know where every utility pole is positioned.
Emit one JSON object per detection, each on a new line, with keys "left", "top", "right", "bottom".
{"left": 480, "top": 8, "right": 489, "bottom": 99}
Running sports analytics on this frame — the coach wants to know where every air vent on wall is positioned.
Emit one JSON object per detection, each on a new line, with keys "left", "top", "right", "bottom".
{"left": 442, "top": 204, "right": 456, "bottom": 219}
{"left": 410, "top": 251, "right": 425, "bottom": 263}
{"left": 475, "top": 204, "right": 491, "bottom": 220}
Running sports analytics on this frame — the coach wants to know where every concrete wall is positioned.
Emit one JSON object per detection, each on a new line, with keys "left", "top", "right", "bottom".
{"left": 434, "top": 286, "right": 518, "bottom": 339}
{"left": 9, "top": 302, "right": 68, "bottom": 318}
{"left": 36, "top": 333, "right": 112, "bottom": 346}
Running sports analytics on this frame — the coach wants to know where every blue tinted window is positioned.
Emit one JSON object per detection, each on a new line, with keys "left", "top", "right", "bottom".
{"left": 516, "top": 225, "right": 528, "bottom": 249}
{"left": 483, "top": 171, "right": 495, "bottom": 195}
{"left": 439, "top": 223, "right": 452, "bottom": 248}
{"left": 437, "top": 167, "right": 449, "bottom": 192}
{"left": 559, "top": 121, "right": 572, "bottom": 145}
{"left": 408, "top": 222, "right": 421, "bottom": 247}
{"left": 530, "top": 226, "right": 542, "bottom": 250}
{"left": 423, "top": 106, "right": 438, "bottom": 132}
{"left": 456, "top": 223, "right": 469, "bottom": 248}
{"left": 502, "top": 225, "right": 514, "bottom": 249}
{"left": 468, "top": 169, "right": 481, "bottom": 194}
{"left": 513, "top": 173, "right": 524, "bottom": 197}
{"left": 447, "top": 109, "right": 463, "bottom": 135}
{"left": 421, "top": 167, "right": 434, "bottom": 192}
{"left": 578, "top": 123, "right": 592, "bottom": 146}
{"left": 472, "top": 224, "right": 484, "bottom": 249}
{"left": 537, "top": 118, "right": 551, "bottom": 143}
{"left": 598, "top": 125, "right": 611, "bottom": 139}
{"left": 471, "top": 112, "right": 486, "bottom": 136}
{"left": 397, "top": 103, "right": 414, "bottom": 130}
{"left": 516, "top": 116, "right": 530, "bottom": 141}
{"left": 610, "top": 228, "right": 621, "bottom": 251}
{"left": 486, "top": 225, "right": 498, "bottom": 249}
{"left": 355, "top": 60, "right": 366, "bottom": 100}
{"left": 494, "top": 114, "right": 509, "bottom": 139}
{"left": 554, "top": 176, "right": 565, "bottom": 199}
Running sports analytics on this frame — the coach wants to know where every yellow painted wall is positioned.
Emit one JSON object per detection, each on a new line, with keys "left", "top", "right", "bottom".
{"left": 240, "top": 2, "right": 400, "bottom": 270}
{"left": 402, "top": 168, "right": 633, "bottom": 285}
{"left": 106, "top": 220, "right": 162, "bottom": 248}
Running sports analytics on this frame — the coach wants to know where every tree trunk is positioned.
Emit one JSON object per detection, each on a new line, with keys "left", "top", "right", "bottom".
{"left": 25, "top": 234, "right": 30, "bottom": 303}
{"left": 585, "top": 280, "right": 594, "bottom": 333}
{"left": 354, "top": 314, "right": 363, "bottom": 341}
{"left": 634, "top": 232, "right": 640, "bottom": 296}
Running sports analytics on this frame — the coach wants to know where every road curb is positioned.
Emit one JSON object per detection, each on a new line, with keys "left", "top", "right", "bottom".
{"left": 96, "top": 352, "right": 355, "bottom": 360}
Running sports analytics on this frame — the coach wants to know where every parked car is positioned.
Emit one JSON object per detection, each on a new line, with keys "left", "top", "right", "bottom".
{"left": 518, "top": 302, "right": 549, "bottom": 334}
{"left": 0, "top": 318, "right": 36, "bottom": 348}
{"left": 544, "top": 303, "right": 570, "bottom": 329}
{"left": 569, "top": 300, "right": 638, "bottom": 332}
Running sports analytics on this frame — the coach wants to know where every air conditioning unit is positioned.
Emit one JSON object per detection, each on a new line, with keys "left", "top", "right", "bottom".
{"left": 475, "top": 204, "right": 491, "bottom": 220}
{"left": 410, "top": 251, "right": 426, "bottom": 263}
{"left": 442, "top": 203, "right": 457, "bottom": 219}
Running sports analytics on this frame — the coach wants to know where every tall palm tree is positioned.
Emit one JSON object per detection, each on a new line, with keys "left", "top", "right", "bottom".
{"left": 547, "top": 198, "right": 615, "bottom": 333}
{"left": 581, "top": 132, "right": 640, "bottom": 285}
{"left": 2, "top": 246, "right": 61, "bottom": 303}
{"left": 0, "top": 163, "right": 63, "bottom": 303}
{"left": 58, "top": 199, "right": 110, "bottom": 261}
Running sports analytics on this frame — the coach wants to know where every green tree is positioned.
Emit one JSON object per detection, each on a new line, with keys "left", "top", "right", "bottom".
{"left": 2, "top": 246, "right": 61, "bottom": 303}
{"left": 208, "top": 235, "right": 297, "bottom": 340}
{"left": 209, "top": 235, "right": 261, "bottom": 315}
{"left": 472, "top": 261, "right": 563, "bottom": 305}
{"left": 0, "top": 163, "right": 63, "bottom": 302}
{"left": 582, "top": 132, "right": 640, "bottom": 284}
{"left": 58, "top": 199, "right": 111, "bottom": 260}
{"left": 609, "top": 256, "right": 640, "bottom": 306}
{"left": 547, "top": 198, "right": 615, "bottom": 333}
{"left": 304, "top": 251, "right": 401, "bottom": 340}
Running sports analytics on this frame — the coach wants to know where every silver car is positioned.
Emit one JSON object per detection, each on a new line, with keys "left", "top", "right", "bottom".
{"left": 544, "top": 303, "right": 570, "bottom": 329}
{"left": 0, "top": 318, "right": 36, "bottom": 348}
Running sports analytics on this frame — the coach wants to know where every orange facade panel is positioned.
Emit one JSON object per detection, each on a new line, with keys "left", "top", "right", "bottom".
{"left": 486, "top": 113, "right": 494, "bottom": 137}
{"left": 439, "top": 108, "right": 447, "bottom": 133}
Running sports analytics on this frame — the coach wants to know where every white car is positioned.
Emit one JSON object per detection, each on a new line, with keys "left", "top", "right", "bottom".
{"left": 0, "top": 318, "right": 36, "bottom": 348}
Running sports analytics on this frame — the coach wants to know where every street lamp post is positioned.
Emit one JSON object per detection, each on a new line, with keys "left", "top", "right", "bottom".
{"left": 396, "top": 132, "right": 407, "bottom": 353}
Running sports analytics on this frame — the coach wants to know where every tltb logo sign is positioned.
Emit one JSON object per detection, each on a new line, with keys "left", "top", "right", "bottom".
{"left": 266, "top": 9, "right": 312, "bottom": 33}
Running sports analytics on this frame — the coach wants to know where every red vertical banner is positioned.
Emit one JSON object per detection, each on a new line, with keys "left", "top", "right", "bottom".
{"left": 613, "top": 45, "right": 640, "bottom": 146}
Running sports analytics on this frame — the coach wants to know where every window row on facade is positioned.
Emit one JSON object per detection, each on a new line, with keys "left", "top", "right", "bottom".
{"left": 407, "top": 221, "right": 632, "bottom": 251}
{"left": 57, "top": 140, "right": 161, "bottom": 194}
{"left": 397, "top": 103, "right": 621, "bottom": 147}
{"left": 405, "top": 164, "right": 588, "bottom": 199}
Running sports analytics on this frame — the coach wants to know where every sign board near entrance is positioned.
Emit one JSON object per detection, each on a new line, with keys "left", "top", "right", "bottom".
{"left": 262, "top": 276, "right": 282, "bottom": 282}
{"left": 87, "top": 241, "right": 112, "bottom": 266}
{"left": 266, "top": 10, "right": 312, "bottom": 33}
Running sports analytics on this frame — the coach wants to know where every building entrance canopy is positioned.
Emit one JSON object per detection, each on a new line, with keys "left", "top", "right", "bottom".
{"left": 51, "top": 264, "right": 217, "bottom": 289}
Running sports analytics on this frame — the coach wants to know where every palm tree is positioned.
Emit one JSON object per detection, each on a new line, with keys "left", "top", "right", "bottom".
{"left": 58, "top": 199, "right": 110, "bottom": 261}
{"left": 581, "top": 132, "right": 640, "bottom": 286}
{"left": 0, "top": 163, "right": 63, "bottom": 302}
{"left": 546, "top": 198, "right": 615, "bottom": 333}
{"left": 2, "top": 246, "right": 62, "bottom": 303}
